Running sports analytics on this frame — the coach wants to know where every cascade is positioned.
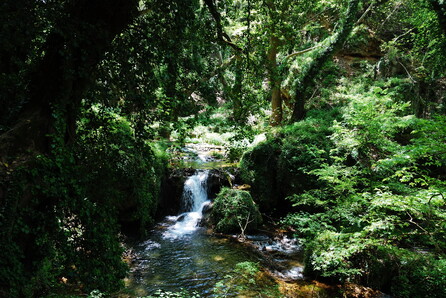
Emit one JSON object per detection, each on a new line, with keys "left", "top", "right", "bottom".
{"left": 128, "top": 147, "right": 308, "bottom": 295}
{"left": 163, "top": 170, "right": 210, "bottom": 239}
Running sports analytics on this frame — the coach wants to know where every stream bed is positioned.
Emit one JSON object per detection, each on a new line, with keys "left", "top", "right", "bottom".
{"left": 127, "top": 225, "right": 262, "bottom": 296}
{"left": 124, "top": 146, "right": 332, "bottom": 297}
{"left": 126, "top": 169, "right": 264, "bottom": 296}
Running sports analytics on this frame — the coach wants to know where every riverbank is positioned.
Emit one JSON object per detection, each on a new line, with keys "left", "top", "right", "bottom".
{"left": 208, "top": 223, "right": 387, "bottom": 298}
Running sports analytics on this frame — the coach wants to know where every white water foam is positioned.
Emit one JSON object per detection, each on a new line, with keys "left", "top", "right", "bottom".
{"left": 163, "top": 170, "right": 210, "bottom": 239}
{"left": 276, "top": 266, "right": 304, "bottom": 279}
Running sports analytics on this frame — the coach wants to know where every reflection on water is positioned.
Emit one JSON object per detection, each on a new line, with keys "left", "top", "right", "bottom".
{"left": 127, "top": 169, "right": 261, "bottom": 296}
{"left": 126, "top": 150, "right": 309, "bottom": 296}
{"left": 127, "top": 229, "right": 260, "bottom": 296}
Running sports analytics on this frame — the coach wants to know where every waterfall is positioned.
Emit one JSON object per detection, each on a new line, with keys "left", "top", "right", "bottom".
{"left": 181, "top": 171, "right": 209, "bottom": 212}
{"left": 163, "top": 170, "right": 210, "bottom": 239}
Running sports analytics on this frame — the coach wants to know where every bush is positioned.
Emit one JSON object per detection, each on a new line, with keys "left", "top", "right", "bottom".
{"left": 278, "top": 110, "right": 337, "bottom": 198}
{"left": 210, "top": 188, "right": 262, "bottom": 234}
{"left": 393, "top": 255, "right": 446, "bottom": 298}
{"left": 77, "top": 105, "right": 166, "bottom": 235}
{"left": 240, "top": 109, "right": 338, "bottom": 213}
{"left": 281, "top": 78, "right": 446, "bottom": 296}
{"left": 303, "top": 231, "right": 373, "bottom": 282}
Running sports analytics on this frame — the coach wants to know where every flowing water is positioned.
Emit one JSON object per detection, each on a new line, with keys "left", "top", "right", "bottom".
{"left": 162, "top": 170, "right": 210, "bottom": 239}
{"left": 126, "top": 148, "right": 307, "bottom": 296}
{"left": 127, "top": 169, "right": 261, "bottom": 296}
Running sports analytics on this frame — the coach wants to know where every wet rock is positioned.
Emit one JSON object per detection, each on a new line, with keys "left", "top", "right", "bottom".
{"left": 207, "top": 168, "right": 239, "bottom": 197}
{"left": 157, "top": 169, "right": 187, "bottom": 218}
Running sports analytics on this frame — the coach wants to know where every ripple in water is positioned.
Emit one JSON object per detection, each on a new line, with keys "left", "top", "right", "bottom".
{"left": 127, "top": 169, "right": 261, "bottom": 296}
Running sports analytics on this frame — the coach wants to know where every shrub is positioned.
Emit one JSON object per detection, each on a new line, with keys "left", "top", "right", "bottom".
{"left": 240, "top": 109, "right": 338, "bottom": 213}
{"left": 210, "top": 188, "right": 262, "bottom": 234}
{"left": 0, "top": 104, "right": 167, "bottom": 296}
{"left": 393, "top": 255, "right": 446, "bottom": 298}
{"left": 77, "top": 105, "right": 166, "bottom": 234}
{"left": 278, "top": 110, "right": 336, "bottom": 197}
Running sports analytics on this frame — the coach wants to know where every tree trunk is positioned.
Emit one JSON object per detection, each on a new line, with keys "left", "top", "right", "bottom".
{"left": 268, "top": 35, "right": 282, "bottom": 126}
{"left": 290, "top": 0, "right": 360, "bottom": 122}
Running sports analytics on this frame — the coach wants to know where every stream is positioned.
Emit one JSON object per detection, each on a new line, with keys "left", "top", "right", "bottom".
{"left": 125, "top": 147, "right": 306, "bottom": 297}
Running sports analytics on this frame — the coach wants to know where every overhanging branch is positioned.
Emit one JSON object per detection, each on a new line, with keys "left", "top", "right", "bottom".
{"left": 204, "top": 0, "right": 244, "bottom": 53}
{"left": 283, "top": 45, "right": 321, "bottom": 61}
{"left": 184, "top": 55, "right": 237, "bottom": 97}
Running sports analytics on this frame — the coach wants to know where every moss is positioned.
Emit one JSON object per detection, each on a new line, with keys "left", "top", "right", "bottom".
{"left": 239, "top": 140, "right": 281, "bottom": 212}
{"left": 210, "top": 188, "right": 262, "bottom": 234}
{"left": 239, "top": 110, "right": 336, "bottom": 213}
{"left": 277, "top": 114, "right": 334, "bottom": 198}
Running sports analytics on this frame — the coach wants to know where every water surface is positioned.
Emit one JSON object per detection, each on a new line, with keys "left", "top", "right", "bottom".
{"left": 128, "top": 223, "right": 263, "bottom": 296}
{"left": 127, "top": 169, "right": 261, "bottom": 296}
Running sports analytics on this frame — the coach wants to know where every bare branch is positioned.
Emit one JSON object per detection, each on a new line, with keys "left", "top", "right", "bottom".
{"left": 237, "top": 212, "right": 255, "bottom": 241}
{"left": 356, "top": 1, "right": 374, "bottom": 24}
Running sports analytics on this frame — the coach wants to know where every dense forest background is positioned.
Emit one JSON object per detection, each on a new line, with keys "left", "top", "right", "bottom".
{"left": 1, "top": 0, "right": 446, "bottom": 297}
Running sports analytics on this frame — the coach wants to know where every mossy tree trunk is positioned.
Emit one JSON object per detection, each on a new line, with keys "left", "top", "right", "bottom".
{"left": 429, "top": 0, "right": 446, "bottom": 35}
{"left": 290, "top": 0, "right": 361, "bottom": 122}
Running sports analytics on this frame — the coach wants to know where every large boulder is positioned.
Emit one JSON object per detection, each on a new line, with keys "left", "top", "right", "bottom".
{"left": 239, "top": 140, "right": 281, "bottom": 212}
{"left": 210, "top": 187, "right": 262, "bottom": 234}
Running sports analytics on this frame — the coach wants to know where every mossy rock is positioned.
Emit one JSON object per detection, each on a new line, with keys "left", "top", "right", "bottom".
{"left": 277, "top": 119, "right": 333, "bottom": 197}
{"left": 210, "top": 187, "right": 262, "bottom": 234}
{"left": 239, "top": 140, "right": 281, "bottom": 211}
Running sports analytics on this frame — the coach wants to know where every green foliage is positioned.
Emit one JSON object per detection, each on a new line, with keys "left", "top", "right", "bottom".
{"left": 143, "top": 289, "right": 200, "bottom": 298}
{"left": 88, "top": 289, "right": 107, "bottom": 298}
{"left": 278, "top": 109, "right": 338, "bottom": 196}
{"left": 2, "top": 0, "right": 446, "bottom": 296}
{"left": 239, "top": 109, "right": 337, "bottom": 212}
{"left": 90, "top": 0, "right": 220, "bottom": 139}
{"left": 392, "top": 254, "right": 446, "bottom": 298}
{"left": 0, "top": 0, "right": 63, "bottom": 131}
{"left": 407, "top": 1, "right": 446, "bottom": 78}
{"left": 225, "top": 127, "right": 257, "bottom": 162}
{"left": 77, "top": 104, "right": 166, "bottom": 234}
{"left": 0, "top": 103, "right": 166, "bottom": 296}
{"left": 210, "top": 188, "right": 262, "bottom": 234}
{"left": 278, "top": 77, "right": 446, "bottom": 295}
{"left": 304, "top": 231, "right": 375, "bottom": 281}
